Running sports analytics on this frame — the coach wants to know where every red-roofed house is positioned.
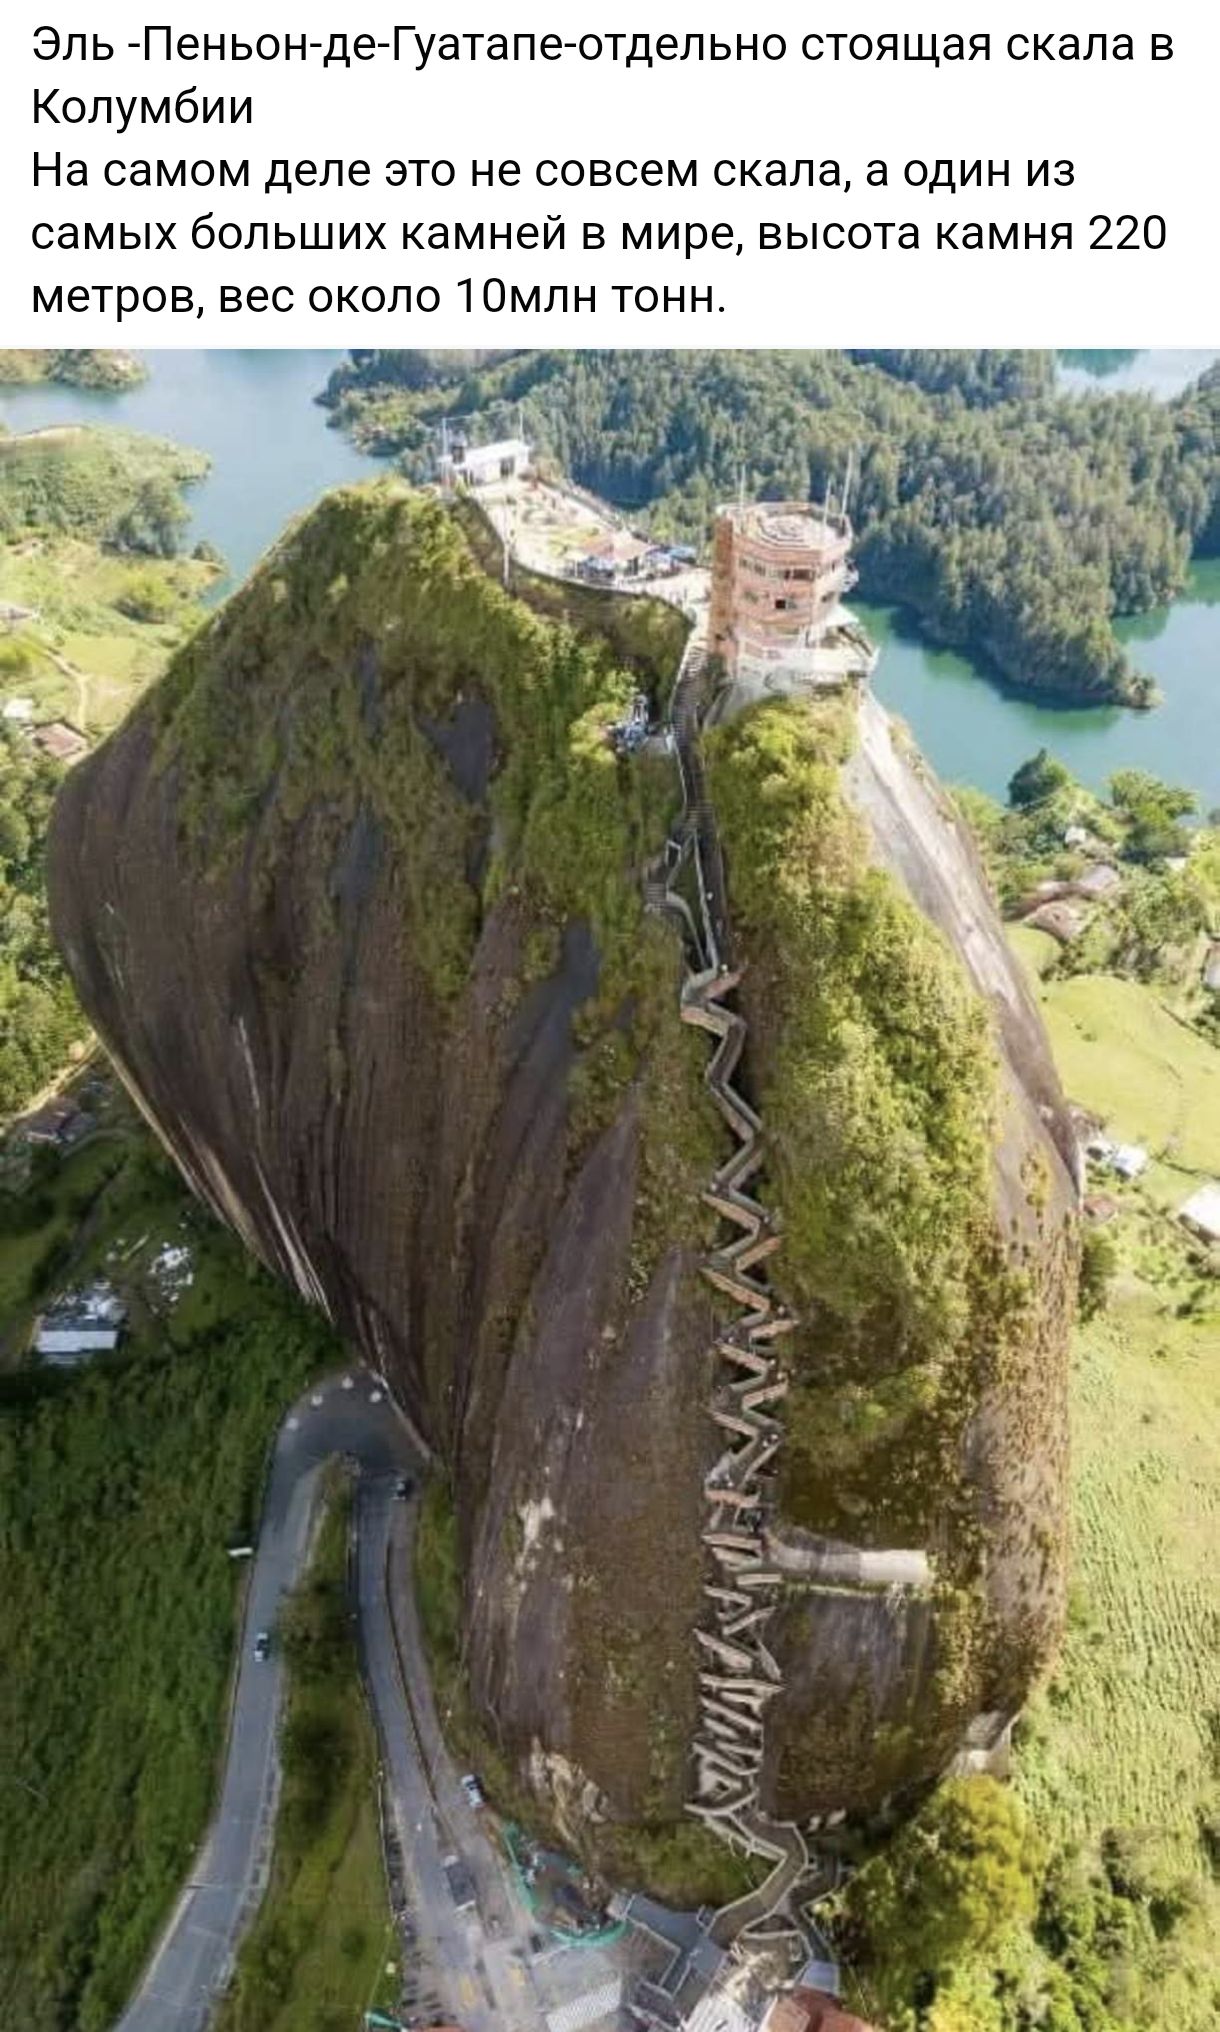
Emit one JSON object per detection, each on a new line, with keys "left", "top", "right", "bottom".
{"left": 762, "top": 1989, "right": 876, "bottom": 2032}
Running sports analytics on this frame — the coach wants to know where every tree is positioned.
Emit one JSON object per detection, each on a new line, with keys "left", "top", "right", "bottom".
{"left": 1108, "top": 769, "right": 1198, "bottom": 864}
{"left": 115, "top": 568, "right": 176, "bottom": 622}
{"left": 278, "top": 1571, "right": 348, "bottom": 1680}
{"left": 1078, "top": 1228, "right": 1119, "bottom": 1320}
{"left": 1008, "top": 749, "right": 1072, "bottom": 811}
{"left": 114, "top": 475, "right": 189, "bottom": 558}
{"left": 847, "top": 1777, "right": 1043, "bottom": 1992}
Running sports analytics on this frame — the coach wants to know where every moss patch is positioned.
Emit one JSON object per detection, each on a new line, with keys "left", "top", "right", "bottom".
{"left": 152, "top": 484, "right": 674, "bottom": 1017}
{"left": 708, "top": 698, "right": 1012, "bottom": 1544}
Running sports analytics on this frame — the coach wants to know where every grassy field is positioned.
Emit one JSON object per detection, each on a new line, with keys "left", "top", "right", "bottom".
{"left": 1009, "top": 956, "right": 1219, "bottom": 1882}
{"left": 1016, "top": 1286, "right": 1218, "bottom": 1865}
{"left": 216, "top": 1479, "right": 398, "bottom": 2032}
{"left": 949, "top": 941, "right": 1220, "bottom": 2029}
{"left": 0, "top": 1134, "right": 336, "bottom": 2032}
{"left": 1029, "top": 970, "right": 1220, "bottom": 1175}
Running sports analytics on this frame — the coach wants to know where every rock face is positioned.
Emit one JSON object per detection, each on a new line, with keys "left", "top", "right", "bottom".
{"left": 48, "top": 484, "right": 1078, "bottom": 1872}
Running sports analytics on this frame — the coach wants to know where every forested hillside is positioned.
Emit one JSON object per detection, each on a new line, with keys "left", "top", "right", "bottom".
{"left": 0, "top": 350, "right": 146, "bottom": 391}
{"left": 321, "top": 348, "right": 1220, "bottom": 707}
{"left": 0, "top": 425, "right": 206, "bottom": 553}
{"left": 0, "top": 731, "right": 81, "bottom": 1113}
{"left": 0, "top": 422, "right": 213, "bottom": 1120}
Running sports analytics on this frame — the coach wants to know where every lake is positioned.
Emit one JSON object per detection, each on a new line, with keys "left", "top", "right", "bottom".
{"left": 1056, "top": 349, "right": 1218, "bottom": 399}
{"left": 1, "top": 348, "right": 1217, "bottom": 808}
{"left": 0, "top": 349, "right": 374, "bottom": 592}
{"left": 861, "top": 564, "right": 1220, "bottom": 808}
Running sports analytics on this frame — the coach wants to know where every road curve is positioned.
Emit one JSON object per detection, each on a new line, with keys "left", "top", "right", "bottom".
{"left": 115, "top": 1372, "right": 416, "bottom": 2032}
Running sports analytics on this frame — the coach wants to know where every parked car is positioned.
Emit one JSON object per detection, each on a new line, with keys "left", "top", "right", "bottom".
{"left": 395, "top": 1474, "right": 414, "bottom": 1501}
{"left": 253, "top": 1629, "right": 271, "bottom": 1662}
{"left": 442, "top": 1853, "right": 476, "bottom": 1910}
{"left": 460, "top": 1772, "right": 484, "bottom": 1810}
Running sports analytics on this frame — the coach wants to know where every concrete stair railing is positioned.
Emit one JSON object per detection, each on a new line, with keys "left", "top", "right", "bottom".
{"left": 658, "top": 631, "right": 811, "bottom": 1950}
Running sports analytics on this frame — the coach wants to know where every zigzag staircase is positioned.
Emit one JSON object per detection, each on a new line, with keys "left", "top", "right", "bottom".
{"left": 658, "top": 636, "right": 810, "bottom": 1944}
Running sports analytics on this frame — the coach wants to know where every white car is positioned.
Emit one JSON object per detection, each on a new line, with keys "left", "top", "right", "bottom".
{"left": 460, "top": 1773, "right": 484, "bottom": 1810}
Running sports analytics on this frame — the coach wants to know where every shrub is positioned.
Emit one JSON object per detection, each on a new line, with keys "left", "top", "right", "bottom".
{"left": 846, "top": 1776, "right": 1043, "bottom": 1992}
{"left": 1078, "top": 1228, "right": 1119, "bottom": 1320}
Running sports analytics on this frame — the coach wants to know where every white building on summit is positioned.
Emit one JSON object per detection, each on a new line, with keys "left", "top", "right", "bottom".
{"left": 438, "top": 435, "right": 532, "bottom": 487}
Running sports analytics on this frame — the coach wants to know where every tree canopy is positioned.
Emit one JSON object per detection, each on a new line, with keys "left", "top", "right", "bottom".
{"left": 846, "top": 1776, "right": 1043, "bottom": 1991}
{"left": 1009, "top": 749, "right": 1073, "bottom": 810}
{"left": 0, "top": 728, "right": 81, "bottom": 1114}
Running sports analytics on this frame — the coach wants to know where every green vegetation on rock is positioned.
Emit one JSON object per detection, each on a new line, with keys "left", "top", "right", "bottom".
{"left": 149, "top": 484, "right": 714, "bottom": 1305}
{"left": 414, "top": 1477, "right": 762, "bottom": 1908}
{"left": 892, "top": 762, "right": 1220, "bottom": 2032}
{"left": 156, "top": 484, "right": 672, "bottom": 1007}
{"left": 707, "top": 698, "right": 1006, "bottom": 1545}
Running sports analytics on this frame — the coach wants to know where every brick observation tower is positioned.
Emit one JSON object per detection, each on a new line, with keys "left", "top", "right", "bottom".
{"left": 707, "top": 497, "right": 876, "bottom": 716}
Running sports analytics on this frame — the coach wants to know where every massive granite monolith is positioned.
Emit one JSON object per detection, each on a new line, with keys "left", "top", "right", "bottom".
{"left": 49, "top": 483, "right": 1077, "bottom": 1890}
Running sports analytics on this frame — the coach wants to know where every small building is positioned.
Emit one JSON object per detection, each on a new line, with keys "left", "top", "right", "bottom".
{"left": 32, "top": 720, "right": 88, "bottom": 765}
{"left": 35, "top": 1280, "right": 126, "bottom": 1365}
{"left": 1203, "top": 943, "right": 1220, "bottom": 994}
{"left": 1178, "top": 1182, "right": 1220, "bottom": 1244}
{"left": 442, "top": 436, "right": 531, "bottom": 487}
{"left": 1110, "top": 1143, "right": 1149, "bottom": 1181}
{"left": 761, "top": 1991, "right": 875, "bottom": 2032}
{"left": 2, "top": 696, "right": 34, "bottom": 723}
{"left": 1063, "top": 823, "right": 1091, "bottom": 849}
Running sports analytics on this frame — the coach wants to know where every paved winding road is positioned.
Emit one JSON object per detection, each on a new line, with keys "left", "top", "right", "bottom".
{"left": 115, "top": 1370, "right": 542, "bottom": 2032}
